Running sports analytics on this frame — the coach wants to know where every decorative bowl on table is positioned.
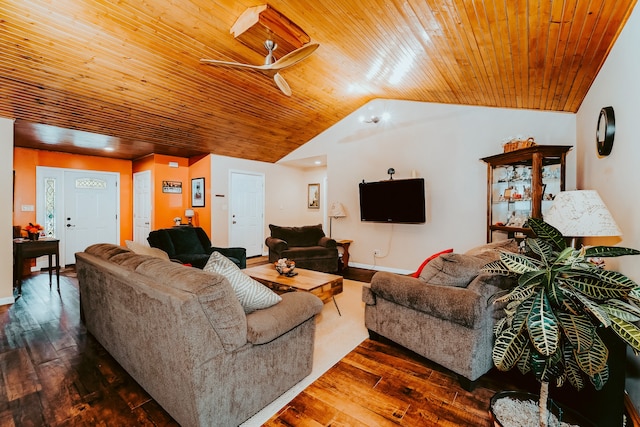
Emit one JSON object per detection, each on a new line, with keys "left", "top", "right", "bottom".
{"left": 275, "top": 259, "right": 296, "bottom": 276}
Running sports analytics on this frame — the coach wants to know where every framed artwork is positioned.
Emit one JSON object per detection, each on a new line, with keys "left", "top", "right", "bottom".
{"left": 308, "top": 183, "right": 320, "bottom": 209}
{"left": 191, "top": 177, "right": 205, "bottom": 207}
{"left": 162, "top": 180, "right": 182, "bottom": 194}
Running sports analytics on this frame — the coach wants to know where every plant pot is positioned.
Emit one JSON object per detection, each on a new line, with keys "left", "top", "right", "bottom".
{"left": 489, "top": 391, "right": 596, "bottom": 427}
{"left": 28, "top": 232, "right": 39, "bottom": 241}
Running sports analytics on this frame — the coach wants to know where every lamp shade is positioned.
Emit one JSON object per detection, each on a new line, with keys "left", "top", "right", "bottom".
{"left": 544, "top": 190, "right": 621, "bottom": 237}
{"left": 328, "top": 202, "right": 346, "bottom": 218}
{"left": 184, "top": 209, "right": 195, "bottom": 218}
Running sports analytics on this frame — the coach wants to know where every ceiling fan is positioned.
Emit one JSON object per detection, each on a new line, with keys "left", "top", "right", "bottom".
{"left": 200, "top": 40, "right": 319, "bottom": 96}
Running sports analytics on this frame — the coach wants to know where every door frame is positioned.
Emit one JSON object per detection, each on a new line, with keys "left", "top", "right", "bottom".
{"left": 36, "top": 166, "right": 120, "bottom": 266}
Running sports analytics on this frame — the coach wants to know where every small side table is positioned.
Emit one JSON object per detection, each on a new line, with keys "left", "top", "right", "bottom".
{"left": 13, "top": 238, "right": 60, "bottom": 297}
{"left": 335, "top": 239, "right": 353, "bottom": 271}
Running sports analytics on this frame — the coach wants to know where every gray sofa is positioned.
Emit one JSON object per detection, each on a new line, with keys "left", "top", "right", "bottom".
{"left": 76, "top": 243, "right": 323, "bottom": 427}
{"left": 362, "top": 240, "right": 518, "bottom": 390}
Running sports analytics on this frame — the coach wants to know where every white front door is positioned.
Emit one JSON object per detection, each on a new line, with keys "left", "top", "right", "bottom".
{"left": 229, "top": 171, "right": 264, "bottom": 257}
{"left": 63, "top": 171, "right": 119, "bottom": 261}
{"left": 133, "top": 170, "right": 152, "bottom": 243}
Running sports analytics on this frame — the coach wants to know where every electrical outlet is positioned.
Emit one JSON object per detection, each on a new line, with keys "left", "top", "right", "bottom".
{"left": 373, "top": 249, "right": 381, "bottom": 256}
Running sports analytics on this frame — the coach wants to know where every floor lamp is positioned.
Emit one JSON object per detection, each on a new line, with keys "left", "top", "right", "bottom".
{"left": 328, "top": 202, "right": 346, "bottom": 238}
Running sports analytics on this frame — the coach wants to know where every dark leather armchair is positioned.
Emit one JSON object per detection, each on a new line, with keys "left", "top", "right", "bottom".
{"left": 265, "top": 224, "right": 339, "bottom": 273}
{"left": 147, "top": 226, "right": 246, "bottom": 269}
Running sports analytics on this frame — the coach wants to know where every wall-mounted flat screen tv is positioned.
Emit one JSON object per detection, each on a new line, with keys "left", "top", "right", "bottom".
{"left": 359, "top": 178, "right": 426, "bottom": 224}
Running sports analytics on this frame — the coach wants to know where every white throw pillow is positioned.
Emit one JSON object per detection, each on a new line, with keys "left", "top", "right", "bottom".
{"left": 125, "top": 240, "right": 170, "bottom": 261}
{"left": 203, "top": 252, "right": 281, "bottom": 313}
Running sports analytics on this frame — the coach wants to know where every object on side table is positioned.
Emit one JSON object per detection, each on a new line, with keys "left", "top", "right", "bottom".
{"left": 265, "top": 224, "right": 339, "bottom": 273}
{"left": 147, "top": 226, "right": 246, "bottom": 269}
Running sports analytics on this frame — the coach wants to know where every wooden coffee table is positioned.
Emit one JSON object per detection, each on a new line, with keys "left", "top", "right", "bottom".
{"left": 245, "top": 264, "right": 343, "bottom": 314}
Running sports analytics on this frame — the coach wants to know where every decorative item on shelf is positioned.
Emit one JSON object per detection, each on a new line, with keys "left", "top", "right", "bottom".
{"left": 24, "top": 223, "right": 43, "bottom": 240}
{"left": 328, "top": 202, "right": 346, "bottom": 238}
{"left": 274, "top": 258, "right": 296, "bottom": 276}
{"left": 502, "top": 136, "right": 536, "bottom": 153}
{"left": 173, "top": 217, "right": 182, "bottom": 227}
{"left": 185, "top": 209, "right": 195, "bottom": 225}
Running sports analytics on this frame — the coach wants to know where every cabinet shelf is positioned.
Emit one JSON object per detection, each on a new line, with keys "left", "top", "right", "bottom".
{"left": 481, "top": 145, "right": 572, "bottom": 242}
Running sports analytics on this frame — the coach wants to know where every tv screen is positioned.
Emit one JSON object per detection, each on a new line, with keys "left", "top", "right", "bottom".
{"left": 359, "top": 178, "right": 426, "bottom": 223}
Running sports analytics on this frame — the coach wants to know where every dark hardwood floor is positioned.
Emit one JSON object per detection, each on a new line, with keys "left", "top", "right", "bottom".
{"left": 3, "top": 267, "right": 637, "bottom": 426}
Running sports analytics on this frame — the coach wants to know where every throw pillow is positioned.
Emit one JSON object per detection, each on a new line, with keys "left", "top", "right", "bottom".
{"left": 203, "top": 252, "right": 281, "bottom": 313}
{"left": 419, "top": 253, "right": 487, "bottom": 287}
{"left": 411, "top": 248, "right": 454, "bottom": 278}
{"left": 125, "top": 240, "right": 171, "bottom": 261}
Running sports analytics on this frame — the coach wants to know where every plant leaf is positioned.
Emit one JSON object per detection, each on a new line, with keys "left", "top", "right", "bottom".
{"left": 526, "top": 238, "right": 554, "bottom": 265}
{"left": 584, "top": 246, "right": 640, "bottom": 258}
{"left": 574, "top": 268, "right": 638, "bottom": 290}
{"left": 561, "top": 285, "right": 612, "bottom": 327}
{"left": 556, "top": 312, "right": 595, "bottom": 353}
{"left": 481, "top": 260, "right": 513, "bottom": 276}
{"left": 531, "top": 348, "right": 563, "bottom": 383}
{"left": 602, "top": 300, "right": 640, "bottom": 322}
{"left": 610, "top": 315, "right": 640, "bottom": 352}
{"left": 563, "top": 343, "right": 585, "bottom": 390}
{"left": 493, "top": 328, "right": 528, "bottom": 371}
{"left": 517, "top": 346, "right": 531, "bottom": 375}
{"left": 575, "top": 333, "right": 608, "bottom": 376}
{"left": 500, "top": 252, "right": 540, "bottom": 274}
{"left": 528, "top": 218, "right": 567, "bottom": 251}
{"left": 494, "top": 283, "right": 537, "bottom": 304}
{"left": 560, "top": 274, "right": 631, "bottom": 300}
{"left": 590, "top": 366, "right": 609, "bottom": 391}
{"left": 527, "top": 290, "right": 560, "bottom": 356}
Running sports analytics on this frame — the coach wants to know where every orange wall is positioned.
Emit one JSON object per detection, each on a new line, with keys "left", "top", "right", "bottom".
{"left": 188, "top": 155, "right": 211, "bottom": 236}
{"left": 13, "top": 147, "right": 133, "bottom": 243}
{"left": 15, "top": 148, "right": 209, "bottom": 244}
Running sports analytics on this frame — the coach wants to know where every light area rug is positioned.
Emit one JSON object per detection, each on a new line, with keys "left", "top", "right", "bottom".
{"left": 240, "top": 279, "right": 368, "bottom": 426}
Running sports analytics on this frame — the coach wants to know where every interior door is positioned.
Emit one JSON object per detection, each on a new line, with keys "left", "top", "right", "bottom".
{"left": 64, "top": 171, "right": 119, "bottom": 261}
{"left": 133, "top": 170, "right": 152, "bottom": 243}
{"left": 229, "top": 171, "right": 264, "bottom": 257}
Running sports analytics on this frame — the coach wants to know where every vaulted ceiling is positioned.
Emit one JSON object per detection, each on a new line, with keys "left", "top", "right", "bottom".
{"left": 1, "top": 0, "right": 636, "bottom": 162}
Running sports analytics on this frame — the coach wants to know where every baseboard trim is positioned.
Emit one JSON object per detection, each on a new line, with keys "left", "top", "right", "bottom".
{"left": 0, "top": 295, "right": 16, "bottom": 306}
{"left": 349, "top": 262, "right": 411, "bottom": 275}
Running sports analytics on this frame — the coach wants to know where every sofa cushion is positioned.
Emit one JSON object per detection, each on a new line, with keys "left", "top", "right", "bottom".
{"left": 411, "top": 248, "right": 454, "bottom": 278}
{"left": 281, "top": 246, "right": 338, "bottom": 260}
{"left": 269, "top": 224, "right": 325, "bottom": 247}
{"left": 465, "top": 239, "right": 519, "bottom": 262}
{"left": 125, "top": 240, "right": 170, "bottom": 260}
{"left": 169, "top": 227, "right": 206, "bottom": 254}
{"left": 204, "top": 252, "right": 281, "bottom": 313}
{"left": 419, "top": 253, "right": 486, "bottom": 287}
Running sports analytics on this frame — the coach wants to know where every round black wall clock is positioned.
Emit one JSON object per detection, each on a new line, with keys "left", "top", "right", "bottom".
{"left": 596, "top": 106, "right": 615, "bottom": 156}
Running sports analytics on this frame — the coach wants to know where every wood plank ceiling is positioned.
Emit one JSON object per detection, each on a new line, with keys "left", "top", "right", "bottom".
{"left": 1, "top": 0, "right": 636, "bottom": 162}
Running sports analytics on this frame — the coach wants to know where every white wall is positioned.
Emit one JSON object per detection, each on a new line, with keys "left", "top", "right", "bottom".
{"left": 284, "top": 99, "right": 576, "bottom": 272}
{"left": 576, "top": 2, "right": 640, "bottom": 412}
{"left": 209, "top": 155, "right": 326, "bottom": 252}
{"left": 0, "top": 118, "right": 15, "bottom": 304}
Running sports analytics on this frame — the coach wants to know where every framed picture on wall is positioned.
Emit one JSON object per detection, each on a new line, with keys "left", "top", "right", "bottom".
{"left": 191, "top": 177, "right": 205, "bottom": 207}
{"left": 308, "top": 183, "right": 320, "bottom": 209}
{"left": 162, "top": 180, "right": 182, "bottom": 194}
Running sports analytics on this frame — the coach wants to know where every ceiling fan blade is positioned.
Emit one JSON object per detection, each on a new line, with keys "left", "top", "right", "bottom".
{"left": 199, "top": 59, "right": 263, "bottom": 70}
{"left": 273, "top": 73, "right": 292, "bottom": 96}
{"left": 269, "top": 43, "right": 319, "bottom": 71}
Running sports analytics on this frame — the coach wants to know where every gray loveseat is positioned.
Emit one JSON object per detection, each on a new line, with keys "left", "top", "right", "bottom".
{"left": 265, "top": 224, "right": 339, "bottom": 273}
{"left": 76, "top": 243, "right": 323, "bottom": 427}
{"left": 362, "top": 240, "right": 518, "bottom": 390}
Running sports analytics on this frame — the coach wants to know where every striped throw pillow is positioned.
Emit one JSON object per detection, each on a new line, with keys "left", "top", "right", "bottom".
{"left": 204, "top": 252, "right": 281, "bottom": 313}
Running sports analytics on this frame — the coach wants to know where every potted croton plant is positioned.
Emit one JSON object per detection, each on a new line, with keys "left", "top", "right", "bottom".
{"left": 483, "top": 218, "right": 640, "bottom": 427}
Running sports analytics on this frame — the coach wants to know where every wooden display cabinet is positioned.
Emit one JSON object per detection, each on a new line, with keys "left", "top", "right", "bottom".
{"left": 481, "top": 145, "right": 572, "bottom": 242}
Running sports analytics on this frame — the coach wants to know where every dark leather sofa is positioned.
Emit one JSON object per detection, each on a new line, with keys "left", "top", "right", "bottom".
{"left": 265, "top": 224, "right": 339, "bottom": 273}
{"left": 148, "top": 226, "right": 246, "bottom": 269}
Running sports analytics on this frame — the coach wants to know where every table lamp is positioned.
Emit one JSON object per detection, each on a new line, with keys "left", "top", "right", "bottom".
{"left": 185, "top": 209, "right": 195, "bottom": 225}
{"left": 328, "top": 202, "right": 346, "bottom": 238}
{"left": 543, "top": 190, "right": 621, "bottom": 247}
